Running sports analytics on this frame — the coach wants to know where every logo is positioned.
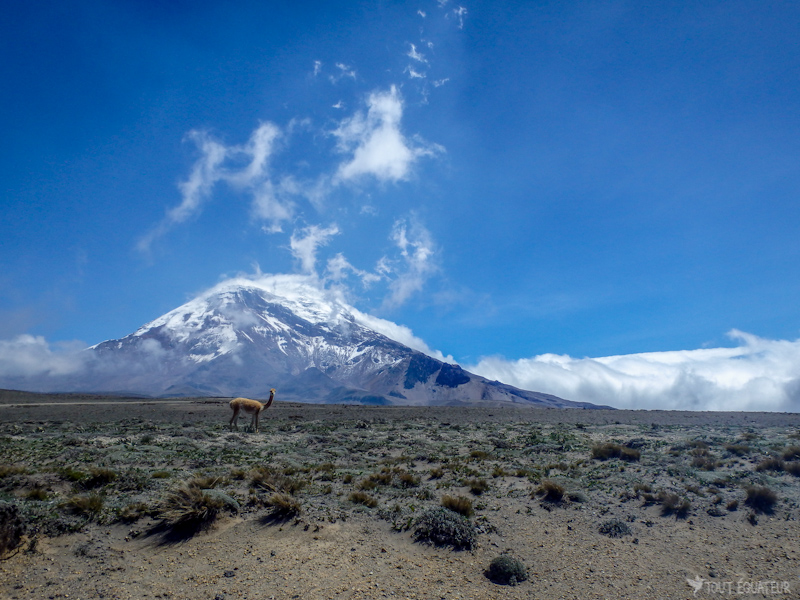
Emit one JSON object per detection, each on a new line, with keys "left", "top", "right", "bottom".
{"left": 687, "top": 575, "right": 706, "bottom": 596}
{"left": 686, "top": 574, "right": 791, "bottom": 596}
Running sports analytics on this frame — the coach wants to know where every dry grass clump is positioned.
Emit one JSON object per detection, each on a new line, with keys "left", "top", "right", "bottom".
{"left": 785, "top": 462, "right": 800, "bottom": 477}
{"left": 441, "top": 494, "right": 474, "bottom": 517}
{"left": 466, "top": 478, "right": 489, "bottom": 495}
{"left": 429, "top": 467, "right": 444, "bottom": 480}
{"left": 744, "top": 486, "right": 778, "bottom": 514}
{"left": 117, "top": 502, "right": 154, "bottom": 523}
{"left": 591, "top": 443, "right": 640, "bottom": 462}
{"left": 348, "top": 491, "right": 378, "bottom": 508}
{"left": 395, "top": 470, "right": 420, "bottom": 488}
{"left": 692, "top": 456, "right": 721, "bottom": 471}
{"left": 83, "top": 467, "right": 117, "bottom": 489}
{"left": 658, "top": 492, "right": 691, "bottom": 518}
{"left": 724, "top": 443, "right": 750, "bottom": 456}
{"left": 263, "top": 493, "right": 302, "bottom": 520}
{"left": 413, "top": 507, "right": 476, "bottom": 550}
{"left": 485, "top": 555, "right": 528, "bottom": 586}
{"left": 0, "top": 502, "right": 26, "bottom": 558}
{"left": 186, "top": 475, "right": 223, "bottom": 489}
{"left": 534, "top": 480, "right": 565, "bottom": 503}
{"left": 24, "top": 487, "right": 49, "bottom": 501}
{"left": 756, "top": 458, "right": 785, "bottom": 472}
{"left": 250, "top": 466, "right": 305, "bottom": 495}
{"left": 782, "top": 446, "right": 800, "bottom": 461}
{"left": 159, "top": 486, "right": 230, "bottom": 532}
{"left": 62, "top": 493, "right": 104, "bottom": 519}
{"left": 0, "top": 465, "right": 27, "bottom": 478}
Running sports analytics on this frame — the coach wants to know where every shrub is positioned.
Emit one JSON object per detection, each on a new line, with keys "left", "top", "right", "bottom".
{"left": 159, "top": 486, "right": 229, "bottom": 533}
{"left": 413, "top": 507, "right": 476, "bottom": 550}
{"left": 744, "top": 486, "right": 778, "bottom": 514}
{"left": 785, "top": 462, "right": 800, "bottom": 477}
{"left": 151, "top": 471, "right": 171, "bottom": 479}
{"left": 535, "top": 480, "right": 565, "bottom": 503}
{"left": 598, "top": 518, "right": 632, "bottom": 538}
{"left": 724, "top": 444, "right": 750, "bottom": 456}
{"left": 117, "top": 502, "right": 155, "bottom": 523}
{"left": 782, "top": 446, "right": 800, "bottom": 461}
{"left": 62, "top": 493, "right": 104, "bottom": 519}
{"left": 756, "top": 458, "right": 785, "bottom": 472}
{"left": 441, "top": 494, "right": 474, "bottom": 517}
{"left": 23, "top": 486, "right": 48, "bottom": 501}
{"left": 0, "top": 502, "right": 25, "bottom": 558}
{"left": 263, "top": 493, "right": 302, "bottom": 520}
{"left": 567, "top": 490, "right": 588, "bottom": 503}
{"left": 251, "top": 466, "right": 305, "bottom": 495}
{"left": 486, "top": 555, "right": 528, "bottom": 585}
{"left": 83, "top": 467, "right": 117, "bottom": 489}
{"left": 357, "top": 479, "right": 378, "bottom": 491}
{"left": 467, "top": 478, "right": 489, "bottom": 495}
{"left": 726, "top": 500, "right": 739, "bottom": 511}
{"left": 659, "top": 492, "right": 691, "bottom": 518}
{"left": 59, "top": 467, "right": 87, "bottom": 483}
{"left": 396, "top": 471, "right": 420, "bottom": 488}
{"left": 633, "top": 483, "right": 652, "bottom": 495}
{"left": 591, "top": 443, "right": 640, "bottom": 462}
{"left": 429, "top": 468, "right": 444, "bottom": 480}
{"left": 0, "top": 465, "right": 27, "bottom": 478}
{"left": 348, "top": 491, "right": 378, "bottom": 508}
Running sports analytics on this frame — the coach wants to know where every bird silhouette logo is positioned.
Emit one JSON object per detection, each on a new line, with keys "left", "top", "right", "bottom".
{"left": 686, "top": 575, "right": 706, "bottom": 596}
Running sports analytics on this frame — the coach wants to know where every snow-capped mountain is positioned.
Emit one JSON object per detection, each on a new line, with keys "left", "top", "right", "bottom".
{"left": 9, "top": 275, "right": 602, "bottom": 407}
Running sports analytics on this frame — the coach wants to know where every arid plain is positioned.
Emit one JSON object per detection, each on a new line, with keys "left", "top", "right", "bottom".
{"left": 2, "top": 390, "right": 800, "bottom": 600}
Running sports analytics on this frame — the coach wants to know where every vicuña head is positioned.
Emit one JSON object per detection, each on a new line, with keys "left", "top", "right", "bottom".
{"left": 229, "top": 388, "right": 276, "bottom": 433}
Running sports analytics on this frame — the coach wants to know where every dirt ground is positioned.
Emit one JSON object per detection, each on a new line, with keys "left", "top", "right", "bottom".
{"left": 2, "top": 392, "right": 800, "bottom": 599}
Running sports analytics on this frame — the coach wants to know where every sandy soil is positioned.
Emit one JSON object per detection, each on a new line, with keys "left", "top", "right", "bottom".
{"left": 2, "top": 392, "right": 800, "bottom": 599}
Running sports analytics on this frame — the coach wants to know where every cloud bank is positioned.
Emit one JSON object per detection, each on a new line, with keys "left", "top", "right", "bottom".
{"left": 467, "top": 330, "right": 800, "bottom": 412}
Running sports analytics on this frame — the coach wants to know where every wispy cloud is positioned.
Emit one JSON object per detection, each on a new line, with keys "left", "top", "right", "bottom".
{"left": 407, "top": 43, "right": 428, "bottom": 64}
{"left": 451, "top": 6, "right": 467, "bottom": 29}
{"left": 138, "top": 122, "right": 289, "bottom": 251}
{"left": 289, "top": 224, "right": 340, "bottom": 275}
{"left": 333, "top": 86, "right": 440, "bottom": 183}
{"left": 467, "top": 330, "right": 800, "bottom": 412}
{"left": 382, "top": 217, "right": 438, "bottom": 309}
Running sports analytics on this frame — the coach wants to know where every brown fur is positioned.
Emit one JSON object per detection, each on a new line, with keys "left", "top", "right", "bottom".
{"left": 229, "top": 388, "right": 275, "bottom": 433}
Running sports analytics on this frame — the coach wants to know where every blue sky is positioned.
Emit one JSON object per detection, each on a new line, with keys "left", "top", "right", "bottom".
{"left": 2, "top": 1, "right": 800, "bottom": 410}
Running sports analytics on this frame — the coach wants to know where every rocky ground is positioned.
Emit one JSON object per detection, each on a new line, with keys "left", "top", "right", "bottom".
{"left": 2, "top": 391, "right": 800, "bottom": 599}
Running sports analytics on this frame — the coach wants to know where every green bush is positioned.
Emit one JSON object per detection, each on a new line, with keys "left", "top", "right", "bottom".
{"left": 486, "top": 555, "right": 528, "bottom": 585}
{"left": 413, "top": 507, "right": 476, "bottom": 550}
{"left": 599, "top": 518, "right": 632, "bottom": 537}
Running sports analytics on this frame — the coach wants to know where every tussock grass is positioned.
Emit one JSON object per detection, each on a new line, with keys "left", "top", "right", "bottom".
{"left": 349, "top": 491, "right": 378, "bottom": 508}
{"left": 441, "top": 494, "right": 473, "bottom": 517}
{"left": 62, "top": 493, "right": 104, "bottom": 519}
{"left": 744, "top": 486, "right": 778, "bottom": 514}
{"left": 263, "top": 493, "right": 302, "bottom": 520}
{"left": 535, "top": 480, "right": 565, "bottom": 503}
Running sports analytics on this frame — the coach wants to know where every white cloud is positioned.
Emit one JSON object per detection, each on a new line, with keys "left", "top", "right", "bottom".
{"left": 290, "top": 224, "right": 340, "bottom": 275}
{"left": 0, "top": 335, "right": 88, "bottom": 378}
{"left": 451, "top": 6, "right": 467, "bottom": 29}
{"left": 407, "top": 43, "right": 428, "bottom": 64}
{"left": 138, "top": 122, "right": 291, "bottom": 251}
{"left": 333, "top": 86, "right": 440, "bottom": 183}
{"left": 313, "top": 60, "right": 322, "bottom": 76}
{"left": 325, "top": 253, "right": 381, "bottom": 287}
{"left": 405, "top": 66, "right": 426, "bottom": 79}
{"left": 467, "top": 330, "right": 800, "bottom": 412}
{"left": 331, "top": 62, "right": 357, "bottom": 82}
{"left": 382, "top": 217, "right": 438, "bottom": 308}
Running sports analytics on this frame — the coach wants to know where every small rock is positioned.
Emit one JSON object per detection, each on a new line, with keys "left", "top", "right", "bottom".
{"left": 223, "top": 570, "right": 235, "bottom": 578}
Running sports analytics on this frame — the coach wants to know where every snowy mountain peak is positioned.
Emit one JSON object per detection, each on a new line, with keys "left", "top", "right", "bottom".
{"left": 53, "top": 275, "right": 602, "bottom": 407}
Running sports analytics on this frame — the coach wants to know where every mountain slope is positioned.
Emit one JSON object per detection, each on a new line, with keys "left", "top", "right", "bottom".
{"left": 9, "top": 276, "right": 605, "bottom": 408}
